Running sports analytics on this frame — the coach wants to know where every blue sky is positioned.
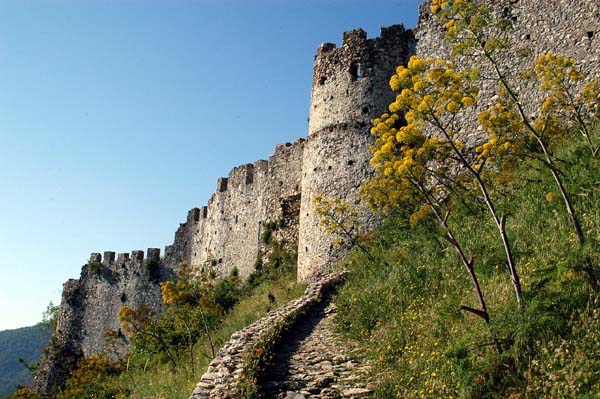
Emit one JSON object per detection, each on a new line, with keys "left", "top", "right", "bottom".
{"left": 0, "top": 0, "right": 422, "bottom": 330}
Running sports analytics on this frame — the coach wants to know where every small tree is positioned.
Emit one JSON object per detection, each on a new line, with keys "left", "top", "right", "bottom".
{"left": 363, "top": 75, "right": 499, "bottom": 330}
{"left": 118, "top": 305, "right": 178, "bottom": 369}
{"left": 41, "top": 301, "right": 59, "bottom": 334}
{"left": 56, "top": 353, "right": 127, "bottom": 399}
{"left": 312, "top": 194, "right": 379, "bottom": 264}
{"left": 372, "top": 54, "right": 524, "bottom": 311}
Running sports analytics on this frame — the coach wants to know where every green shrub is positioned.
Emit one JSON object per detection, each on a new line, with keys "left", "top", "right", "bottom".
{"left": 88, "top": 260, "right": 103, "bottom": 276}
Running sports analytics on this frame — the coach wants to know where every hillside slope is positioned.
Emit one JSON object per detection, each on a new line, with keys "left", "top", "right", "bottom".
{"left": 0, "top": 324, "right": 51, "bottom": 397}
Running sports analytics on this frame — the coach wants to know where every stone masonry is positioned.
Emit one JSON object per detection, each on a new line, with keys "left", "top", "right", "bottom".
{"left": 165, "top": 138, "right": 305, "bottom": 280}
{"left": 416, "top": 0, "right": 600, "bottom": 145}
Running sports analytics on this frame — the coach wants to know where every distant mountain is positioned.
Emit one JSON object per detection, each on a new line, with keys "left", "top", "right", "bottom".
{"left": 0, "top": 324, "right": 51, "bottom": 397}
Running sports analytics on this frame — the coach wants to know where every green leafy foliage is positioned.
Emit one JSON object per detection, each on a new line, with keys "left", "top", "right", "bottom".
{"left": 40, "top": 237, "right": 304, "bottom": 399}
{"left": 56, "top": 354, "right": 127, "bottom": 399}
{"left": 87, "top": 260, "right": 103, "bottom": 276}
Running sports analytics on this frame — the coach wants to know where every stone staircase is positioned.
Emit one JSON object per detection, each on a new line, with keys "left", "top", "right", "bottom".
{"left": 189, "top": 272, "right": 374, "bottom": 398}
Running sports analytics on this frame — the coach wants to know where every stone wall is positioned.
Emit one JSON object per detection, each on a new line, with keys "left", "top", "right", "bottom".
{"left": 415, "top": 0, "right": 600, "bottom": 144}
{"left": 165, "top": 138, "right": 305, "bottom": 280}
{"left": 32, "top": 249, "right": 168, "bottom": 394}
{"left": 297, "top": 25, "right": 415, "bottom": 281}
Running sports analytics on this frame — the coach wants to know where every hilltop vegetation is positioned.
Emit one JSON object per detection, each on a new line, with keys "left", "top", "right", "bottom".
{"left": 333, "top": 124, "right": 600, "bottom": 397}
{"left": 0, "top": 324, "right": 51, "bottom": 397}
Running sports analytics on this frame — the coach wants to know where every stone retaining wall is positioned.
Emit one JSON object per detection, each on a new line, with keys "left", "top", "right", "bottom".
{"left": 189, "top": 272, "right": 347, "bottom": 399}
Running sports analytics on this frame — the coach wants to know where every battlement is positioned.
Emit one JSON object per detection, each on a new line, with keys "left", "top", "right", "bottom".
{"left": 314, "top": 24, "right": 410, "bottom": 66}
{"left": 342, "top": 28, "right": 367, "bottom": 47}
{"left": 317, "top": 43, "right": 336, "bottom": 55}
{"left": 254, "top": 159, "right": 269, "bottom": 173}
{"left": 88, "top": 248, "right": 161, "bottom": 265}
{"left": 103, "top": 252, "right": 115, "bottom": 265}
{"left": 228, "top": 163, "right": 255, "bottom": 187}
{"left": 309, "top": 24, "right": 414, "bottom": 135}
{"left": 217, "top": 177, "right": 228, "bottom": 192}
{"left": 380, "top": 24, "right": 410, "bottom": 43}
{"left": 188, "top": 208, "right": 201, "bottom": 223}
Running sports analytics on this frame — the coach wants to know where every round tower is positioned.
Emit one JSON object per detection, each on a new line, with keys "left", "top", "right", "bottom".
{"left": 297, "top": 25, "right": 415, "bottom": 281}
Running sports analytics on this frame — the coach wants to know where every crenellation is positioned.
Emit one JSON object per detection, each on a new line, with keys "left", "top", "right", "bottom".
{"left": 244, "top": 164, "right": 254, "bottom": 184}
{"left": 217, "top": 177, "right": 228, "bottom": 192}
{"left": 89, "top": 253, "right": 101, "bottom": 263}
{"left": 274, "top": 142, "right": 292, "bottom": 153}
{"left": 228, "top": 163, "right": 255, "bottom": 187}
{"left": 131, "top": 250, "right": 144, "bottom": 263}
{"left": 254, "top": 159, "right": 269, "bottom": 173}
{"left": 342, "top": 28, "right": 367, "bottom": 47}
{"left": 188, "top": 207, "right": 201, "bottom": 223}
{"left": 103, "top": 251, "right": 115, "bottom": 265}
{"left": 116, "top": 253, "right": 130, "bottom": 263}
{"left": 380, "top": 24, "right": 409, "bottom": 42}
{"left": 318, "top": 42, "right": 336, "bottom": 56}
{"left": 147, "top": 248, "right": 160, "bottom": 261}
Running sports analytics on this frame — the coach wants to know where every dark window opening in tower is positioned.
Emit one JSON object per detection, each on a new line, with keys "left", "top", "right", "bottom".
{"left": 349, "top": 63, "right": 362, "bottom": 81}
{"left": 319, "top": 76, "right": 327, "bottom": 85}
{"left": 588, "top": 31, "right": 594, "bottom": 39}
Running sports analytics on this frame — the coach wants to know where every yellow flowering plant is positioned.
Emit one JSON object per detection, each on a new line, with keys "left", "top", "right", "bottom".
{"left": 363, "top": 55, "right": 502, "bottom": 328}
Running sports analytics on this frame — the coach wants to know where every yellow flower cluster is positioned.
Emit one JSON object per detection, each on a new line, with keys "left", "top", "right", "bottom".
{"left": 476, "top": 103, "right": 526, "bottom": 164}
{"left": 581, "top": 82, "right": 600, "bottom": 119}
{"left": 535, "top": 52, "right": 581, "bottom": 92}
{"left": 364, "top": 55, "right": 480, "bottom": 219}
{"left": 409, "top": 204, "right": 432, "bottom": 227}
{"left": 388, "top": 56, "right": 479, "bottom": 123}
{"left": 160, "top": 281, "right": 182, "bottom": 305}
{"left": 430, "top": 0, "right": 471, "bottom": 15}
{"left": 534, "top": 52, "right": 600, "bottom": 120}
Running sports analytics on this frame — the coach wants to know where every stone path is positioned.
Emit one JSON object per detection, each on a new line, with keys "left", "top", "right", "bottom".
{"left": 263, "top": 301, "right": 375, "bottom": 399}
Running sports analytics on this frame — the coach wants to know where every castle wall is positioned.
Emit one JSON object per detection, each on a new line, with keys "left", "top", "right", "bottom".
{"left": 32, "top": 249, "right": 167, "bottom": 394}
{"left": 79, "top": 250, "right": 165, "bottom": 357}
{"left": 297, "top": 25, "right": 415, "bottom": 281}
{"left": 166, "top": 139, "right": 305, "bottom": 280}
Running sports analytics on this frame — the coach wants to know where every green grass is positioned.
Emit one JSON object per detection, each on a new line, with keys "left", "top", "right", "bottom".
{"left": 107, "top": 269, "right": 306, "bottom": 399}
{"left": 333, "top": 129, "right": 600, "bottom": 398}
